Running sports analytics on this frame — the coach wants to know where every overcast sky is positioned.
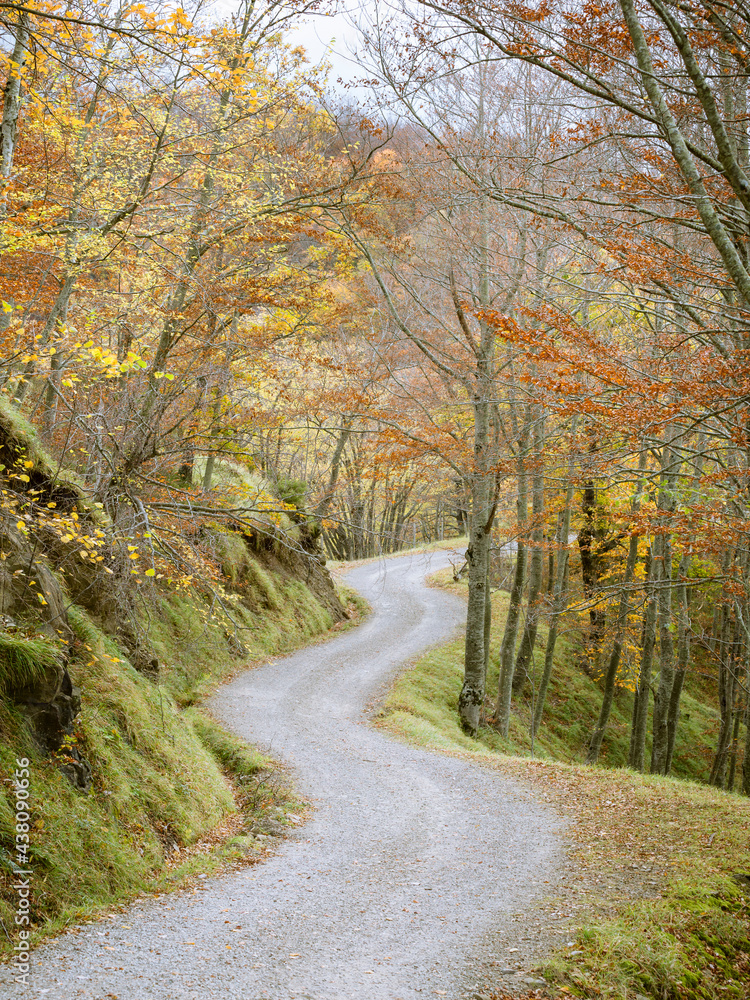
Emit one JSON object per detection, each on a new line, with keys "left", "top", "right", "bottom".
{"left": 210, "top": 1, "right": 366, "bottom": 88}
{"left": 292, "top": 6, "right": 362, "bottom": 84}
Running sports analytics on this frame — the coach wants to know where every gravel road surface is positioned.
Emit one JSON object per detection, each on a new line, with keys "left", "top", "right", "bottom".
{"left": 3, "top": 550, "right": 567, "bottom": 999}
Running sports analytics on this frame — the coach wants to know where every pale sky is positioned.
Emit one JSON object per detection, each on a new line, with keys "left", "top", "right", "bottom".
{"left": 209, "top": 1, "right": 366, "bottom": 89}
{"left": 292, "top": 7, "right": 362, "bottom": 85}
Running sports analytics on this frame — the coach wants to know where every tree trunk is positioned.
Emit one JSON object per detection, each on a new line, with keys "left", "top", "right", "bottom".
{"left": 743, "top": 681, "right": 750, "bottom": 795}
{"left": 710, "top": 600, "right": 735, "bottom": 787}
{"left": 651, "top": 441, "right": 679, "bottom": 775}
{"left": 0, "top": 12, "right": 30, "bottom": 216}
{"left": 532, "top": 417, "right": 577, "bottom": 738}
{"left": 588, "top": 451, "right": 648, "bottom": 763}
{"left": 629, "top": 547, "right": 657, "bottom": 771}
{"left": 512, "top": 408, "right": 545, "bottom": 694}
{"left": 202, "top": 452, "right": 216, "bottom": 492}
{"left": 532, "top": 524, "right": 570, "bottom": 740}
{"left": 664, "top": 552, "right": 691, "bottom": 775}
{"left": 727, "top": 696, "right": 742, "bottom": 792}
{"left": 482, "top": 553, "right": 492, "bottom": 717}
{"left": 458, "top": 479, "right": 493, "bottom": 734}
{"left": 710, "top": 615, "right": 737, "bottom": 788}
{"left": 458, "top": 392, "right": 494, "bottom": 735}
{"left": 495, "top": 408, "right": 531, "bottom": 736}
{"left": 577, "top": 454, "right": 605, "bottom": 672}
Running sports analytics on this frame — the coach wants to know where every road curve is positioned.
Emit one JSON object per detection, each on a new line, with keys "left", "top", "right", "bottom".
{"left": 4, "top": 550, "right": 566, "bottom": 999}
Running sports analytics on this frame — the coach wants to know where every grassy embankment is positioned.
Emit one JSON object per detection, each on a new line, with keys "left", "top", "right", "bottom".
{"left": 0, "top": 575, "right": 366, "bottom": 954}
{"left": 378, "top": 569, "right": 750, "bottom": 1000}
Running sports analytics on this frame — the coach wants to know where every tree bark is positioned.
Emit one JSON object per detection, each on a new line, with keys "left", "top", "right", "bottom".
{"left": 532, "top": 518, "right": 570, "bottom": 740}
{"left": 495, "top": 407, "right": 531, "bottom": 736}
{"left": 532, "top": 418, "right": 577, "bottom": 738}
{"left": 743, "top": 677, "right": 750, "bottom": 795}
{"left": 0, "top": 12, "right": 29, "bottom": 216}
{"left": 629, "top": 546, "right": 658, "bottom": 771}
{"left": 458, "top": 434, "right": 493, "bottom": 734}
{"left": 664, "top": 552, "right": 691, "bottom": 775}
{"left": 651, "top": 441, "right": 679, "bottom": 775}
{"left": 482, "top": 552, "right": 492, "bottom": 713}
{"left": 512, "top": 407, "right": 545, "bottom": 694}
{"left": 727, "top": 696, "right": 742, "bottom": 792}
{"left": 710, "top": 612, "right": 737, "bottom": 788}
{"left": 587, "top": 452, "right": 647, "bottom": 764}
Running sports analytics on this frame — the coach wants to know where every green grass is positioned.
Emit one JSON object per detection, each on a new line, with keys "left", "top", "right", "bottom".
{"left": 382, "top": 570, "right": 720, "bottom": 784}
{"left": 0, "top": 634, "right": 63, "bottom": 695}
{"left": 555, "top": 881, "right": 750, "bottom": 999}
{"left": 377, "top": 569, "right": 750, "bottom": 1000}
{"left": 531, "top": 768, "right": 750, "bottom": 1000}
{"left": 145, "top": 557, "right": 334, "bottom": 706}
{"left": 0, "top": 610, "right": 235, "bottom": 947}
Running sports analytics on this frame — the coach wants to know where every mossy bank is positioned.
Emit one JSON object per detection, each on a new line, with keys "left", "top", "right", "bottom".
{"left": 0, "top": 554, "right": 349, "bottom": 955}
{"left": 0, "top": 399, "right": 350, "bottom": 955}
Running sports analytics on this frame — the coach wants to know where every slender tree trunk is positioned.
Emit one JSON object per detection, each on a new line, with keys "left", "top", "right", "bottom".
{"left": 495, "top": 408, "right": 531, "bottom": 736}
{"left": 651, "top": 440, "right": 680, "bottom": 775}
{"left": 743, "top": 678, "right": 750, "bottom": 795}
{"left": 577, "top": 438, "right": 607, "bottom": 674}
{"left": 740, "top": 594, "right": 750, "bottom": 796}
{"left": 0, "top": 12, "right": 30, "bottom": 217}
{"left": 202, "top": 452, "right": 216, "bottom": 492}
{"left": 587, "top": 453, "right": 647, "bottom": 763}
{"left": 512, "top": 407, "right": 545, "bottom": 694}
{"left": 546, "top": 544, "right": 555, "bottom": 595}
{"left": 532, "top": 527, "right": 570, "bottom": 740}
{"left": 482, "top": 553, "right": 492, "bottom": 716}
{"left": 458, "top": 427, "right": 493, "bottom": 734}
{"left": 629, "top": 547, "right": 658, "bottom": 771}
{"left": 710, "top": 603, "right": 735, "bottom": 787}
{"left": 664, "top": 552, "right": 691, "bottom": 775}
{"left": 532, "top": 417, "right": 578, "bottom": 738}
{"left": 458, "top": 85, "right": 498, "bottom": 735}
{"left": 727, "top": 695, "right": 742, "bottom": 791}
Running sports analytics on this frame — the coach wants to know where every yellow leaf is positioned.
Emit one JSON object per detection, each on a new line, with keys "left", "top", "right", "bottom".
{"left": 145, "top": 568, "right": 155, "bottom": 577}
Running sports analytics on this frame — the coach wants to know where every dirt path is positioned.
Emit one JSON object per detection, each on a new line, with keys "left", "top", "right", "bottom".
{"left": 4, "top": 550, "right": 568, "bottom": 999}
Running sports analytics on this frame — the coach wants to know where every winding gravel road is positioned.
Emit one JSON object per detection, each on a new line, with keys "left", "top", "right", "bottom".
{"left": 4, "top": 550, "right": 567, "bottom": 999}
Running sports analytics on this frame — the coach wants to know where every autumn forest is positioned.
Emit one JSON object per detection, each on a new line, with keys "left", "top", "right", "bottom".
{"left": 2, "top": 0, "right": 750, "bottom": 811}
